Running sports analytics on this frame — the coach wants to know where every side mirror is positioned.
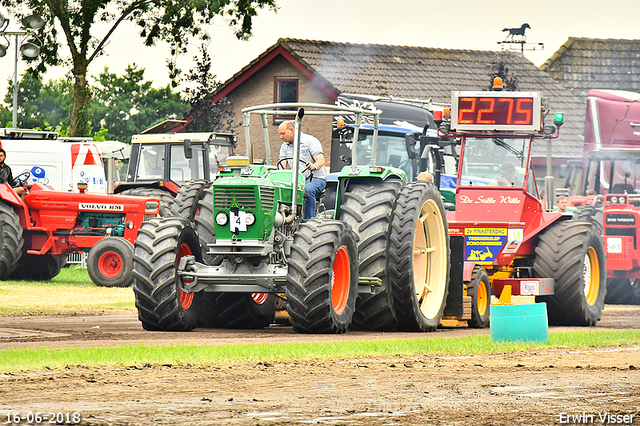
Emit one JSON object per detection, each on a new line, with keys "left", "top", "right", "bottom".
{"left": 405, "top": 134, "right": 416, "bottom": 159}
{"left": 183, "top": 139, "right": 193, "bottom": 159}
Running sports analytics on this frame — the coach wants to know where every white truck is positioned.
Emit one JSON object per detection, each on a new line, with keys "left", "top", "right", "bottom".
{"left": 0, "top": 128, "right": 107, "bottom": 193}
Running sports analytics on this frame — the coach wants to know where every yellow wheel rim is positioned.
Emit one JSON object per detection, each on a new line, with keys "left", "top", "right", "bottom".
{"left": 413, "top": 198, "right": 448, "bottom": 320}
{"left": 584, "top": 247, "right": 600, "bottom": 306}
{"left": 476, "top": 280, "right": 488, "bottom": 317}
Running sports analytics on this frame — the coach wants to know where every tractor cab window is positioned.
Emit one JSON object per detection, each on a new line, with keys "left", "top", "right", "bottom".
{"left": 355, "top": 134, "right": 415, "bottom": 179}
{"left": 460, "top": 137, "right": 527, "bottom": 187}
{"left": 209, "top": 144, "right": 234, "bottom": 178}
{"left": 584, "top": 157, "right": 640, "bottom": 195}
{"left": 170, "top": 144, "right": 205, "bottom": 185}
{"left": 137, "top": 144, "right": 165, "bottom": 180}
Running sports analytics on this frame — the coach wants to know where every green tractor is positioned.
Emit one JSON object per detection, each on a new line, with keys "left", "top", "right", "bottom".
{"left": 132, "top": 103, "right": 452, "bottom": 333}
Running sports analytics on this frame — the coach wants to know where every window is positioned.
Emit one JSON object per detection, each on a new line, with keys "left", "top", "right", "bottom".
{"left": 170, "top": 144, "right": 205, "bottom": 185}
{"left": 137, "top": 144, "right": 165, "bottom": 180}
{"left": 274, "top": 78, "right": 298, "bottom": 121}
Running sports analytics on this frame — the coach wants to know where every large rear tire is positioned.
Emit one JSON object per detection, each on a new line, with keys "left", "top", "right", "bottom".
{"left": 9, "top": 254, "right": 66, "bottom": 281}
{"left": 132, "top": 218, "right": 201, "bottom": 331}
{"left": 287, "top": 218, "right": 358, "bottom": 334}
{"left": 170, "top": 179, "right": 212, "bottom": 221}
{"left": 534, "top": 220, "right": 606, "bottom": 326}
{"left": 87, "top": 237, "right": 134, "bottom": 287}
{"left": 119, "top": 187, "right": 175, "bottom": 217}
{"left": 467, "top": 265, "right": 491, "bottom": 328}
{"left": 338, "top": 180, "right": 404, "bottom": 330}
{"left": 388, "top": 182, "right": 450, "bottom": 332}
{"left": 0, "top": 201, "right": 23, "bottom": 279}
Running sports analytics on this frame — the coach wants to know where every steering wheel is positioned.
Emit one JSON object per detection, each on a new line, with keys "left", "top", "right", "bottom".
{"left": 277, "top": 158, "right": 313, "bottom": 180}
{"left": 13, "top": 171, "right": 31, "bottom": 186}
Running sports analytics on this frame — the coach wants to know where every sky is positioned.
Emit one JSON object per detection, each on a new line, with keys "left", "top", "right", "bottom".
{"left": 1, "top": 0, "right": 639, "bottom": 101}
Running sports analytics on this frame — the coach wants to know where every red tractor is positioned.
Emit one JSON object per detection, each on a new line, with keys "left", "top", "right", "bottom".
{"left": 560, "top": 90, "right": 640, "bottom": 304}
{"left": 437, "top": 81, "right": 607, "bottom": 327}
{"left": 0, "top": 179, "right": 159, "bottom": 287}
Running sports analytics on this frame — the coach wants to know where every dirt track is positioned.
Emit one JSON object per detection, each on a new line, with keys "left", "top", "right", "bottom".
{"left": 1, "top": 306, "right": 640, "bottom": 425}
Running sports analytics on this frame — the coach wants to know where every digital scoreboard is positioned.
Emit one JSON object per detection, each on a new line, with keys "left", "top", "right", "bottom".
{"left": 450, "top": 91, "right": 542, "bottom": 132}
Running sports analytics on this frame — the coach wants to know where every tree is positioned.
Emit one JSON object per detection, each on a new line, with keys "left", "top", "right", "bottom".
{"left": 91, "top": 64, "right": 188, "bottom": 142}
{"left": 0, "top": 0, "right": 277, "bottom": 136}
{"left": 1, "top": 73, "right": 72, "bottom": 130}
{"left": 181, "top": 44, "right": 235, "bottom": 133}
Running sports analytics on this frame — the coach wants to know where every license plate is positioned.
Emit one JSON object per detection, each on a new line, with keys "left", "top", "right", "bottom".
{"left": 607, "top": 237, "right": 622, "bottom": 254}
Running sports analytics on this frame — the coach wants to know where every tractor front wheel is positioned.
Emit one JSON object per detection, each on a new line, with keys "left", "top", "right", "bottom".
{"left": 468, "top": 265, "right": 491, "bottom": 328}
{"left": 388, "top": 182, "right": 450, "bottom": 331}
{"left": 132, "top": 218, "right": 202, "bottom": 331}
{"left": 287, "top": 219, "right": 358, "bottom": 334}
{"left": 87, "top": 237, "right": 134, "bottom": 287}
{"left": 534, "top": 220, "right": 606, "bottom": 326}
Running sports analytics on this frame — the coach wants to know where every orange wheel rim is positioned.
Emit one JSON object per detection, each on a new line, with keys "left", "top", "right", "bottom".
{"left": 252, "top": 293, "right": 269, "bottom": 304}
{"left": 98, "top": 251, "right": 122, "bottom": 278}
{"left": 178, "top": 243, "right": 194, "bottom": 310}
{"left": 331, "top": 246, "right": 350, "bottom": 314}
{"left": 477, "top": 281, "right": 488, "bottom": 317}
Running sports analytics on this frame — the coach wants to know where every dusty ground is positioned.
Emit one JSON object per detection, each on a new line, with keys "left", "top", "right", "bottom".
{"left": 1, "top": 306, "right": 639, "bottom": 425}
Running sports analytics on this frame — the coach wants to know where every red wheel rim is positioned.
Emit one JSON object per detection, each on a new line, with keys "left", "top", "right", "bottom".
{"left": 252, "top": 293, "right": 269, "bottom": 304}
{"left": 331, "top": 246, "right": 350, "bottom": 314}
{"left": 98, "top": 250, "right": 123, "bottom": 278}
{"left": 178, "top": 243, "right": 194, "bottom": 310}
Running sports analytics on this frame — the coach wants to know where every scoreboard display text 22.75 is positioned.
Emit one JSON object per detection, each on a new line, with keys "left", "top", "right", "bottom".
{"left": 450, "top": 91, "right": 542, "bottom": 132}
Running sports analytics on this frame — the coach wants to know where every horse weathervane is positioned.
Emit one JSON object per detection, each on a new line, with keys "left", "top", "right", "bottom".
{"left": 497, "top": 23, "right": 543, "bottom": 53}
{"left": 502, "top": 23, "right": 531, "bottom": 41}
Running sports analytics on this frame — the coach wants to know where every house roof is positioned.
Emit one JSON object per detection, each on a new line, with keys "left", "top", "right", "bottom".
{"left": 216, "top": 38, "right": 587, "bottom": 159}
{"left": 541, "top": 37, "right": 640, "bottom": 102}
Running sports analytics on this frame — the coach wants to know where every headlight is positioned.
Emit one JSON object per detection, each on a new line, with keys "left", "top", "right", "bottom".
{"left": 619, "top": 196, "right": 626, "bottom": 204}
{"left": 216, "top": 212, "right": 228, "bottom": 225}
{"left": 145, "top": 200, "right": 159, "bottom": 213}
{"left": 245, "top": 212, "right": 256, "bottom": 226}
{"left": 611, "top": 197, "right": 618, "bottom": 204}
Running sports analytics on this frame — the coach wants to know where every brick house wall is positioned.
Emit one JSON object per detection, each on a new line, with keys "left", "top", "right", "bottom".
{"left": 226, "top": 56, "right": 335, "bottom": 164}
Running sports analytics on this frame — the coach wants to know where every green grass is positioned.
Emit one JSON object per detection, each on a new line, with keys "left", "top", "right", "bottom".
{"left": 1, "top": 329, "right": 639, "bottom": 373}
{"left": 0, "top": 266, "right": 135, "bottom": 315}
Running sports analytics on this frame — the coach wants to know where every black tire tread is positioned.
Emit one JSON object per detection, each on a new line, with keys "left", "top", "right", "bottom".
{"left": 287, "top": 218, "right": 358, "bottom": 334}
{"left": 132, "top": 218, "right": 199, "bottom": 331}
{"left": 388, "top": 182, "right": 450, "bottom": 332}
{"left": 119, "top": 187, "right": 175, "bottom": 217}
{"left": 0, "top": 201, "right": 23, "bottom": 279}
{"left": 170, "top": 179, "right": 212, "bottom": 221}
{"left": 338, "top": 180, "right": 404, "bottom": 331}
{"left": 534, "top": 220, "right": 606, "bottom": 326}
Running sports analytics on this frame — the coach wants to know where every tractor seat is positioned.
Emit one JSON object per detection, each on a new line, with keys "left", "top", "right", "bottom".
{"left": 303, "top": 189, "right": 326, "bottom": 203}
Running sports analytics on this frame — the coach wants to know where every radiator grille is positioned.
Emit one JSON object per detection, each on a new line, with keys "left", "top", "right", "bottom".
{"left": 259, "top": 187, "right": 275, "bottom": 210}
{"left": 214, "top": 187, "right": 256, "bottom": 209}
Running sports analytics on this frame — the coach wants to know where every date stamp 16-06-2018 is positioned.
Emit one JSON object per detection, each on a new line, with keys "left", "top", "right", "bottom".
{"left": 4, "top": 412, "right": 81, "bottom": 424}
